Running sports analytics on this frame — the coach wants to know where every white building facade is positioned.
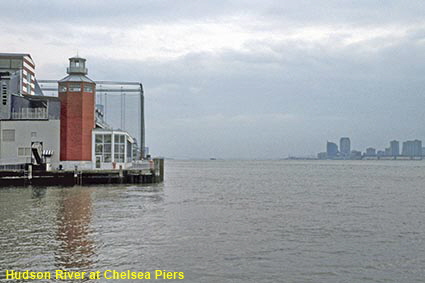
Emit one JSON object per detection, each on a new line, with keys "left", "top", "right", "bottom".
{"left": 92, "top": 129, "right": 135, "bottom": 170}
{"left": 0, "top": 53, "right": 60, "bottom": 169}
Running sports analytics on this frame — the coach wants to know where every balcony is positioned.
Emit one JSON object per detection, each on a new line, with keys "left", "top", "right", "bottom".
{"left": 11, "top": 107, "right": 48, "bottom": 120}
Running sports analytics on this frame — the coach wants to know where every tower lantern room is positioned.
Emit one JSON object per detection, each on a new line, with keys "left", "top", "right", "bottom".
{"left": 58, "top": 56, "right": 95, "bottom": 162}
{"left": 67, "top": 57, "right": 88, "bottom": 75}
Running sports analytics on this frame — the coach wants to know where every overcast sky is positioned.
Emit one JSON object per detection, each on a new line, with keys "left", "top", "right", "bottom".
{"left": 3, "top": 1, "right": 425, "bottom": 159}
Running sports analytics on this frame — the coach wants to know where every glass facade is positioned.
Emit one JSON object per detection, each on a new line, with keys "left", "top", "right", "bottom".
{"left": 95, "top": 132, "right": 133, "bottom": 165}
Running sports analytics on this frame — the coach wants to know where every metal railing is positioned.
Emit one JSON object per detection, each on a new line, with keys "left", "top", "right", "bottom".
{"left": 131, "top": 160, "right": 151, "bottom": 170}
{"left": 11, "top": 107, "right": 47, "bottom": 120}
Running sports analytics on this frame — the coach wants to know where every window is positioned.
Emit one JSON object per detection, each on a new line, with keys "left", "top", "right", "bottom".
{"left": 69, "top": 83, "right": 81, "bottom": 92}
{"left": 127, "top": 141, "right": 132, "bottom": 159}
{"left": 0, "top": 59, "right": 10, "bottom": 68}
{"left": 94, "top": 134, "right": 112, "bottom": 163}
{"left": 2, "top": 129, "right": 15, "bottom": 142}
{"left": 11, "top": 59, "right": 21, "bottom": 69}
{"left": 18, "top": 147, "right": 31, "bottom": 157}
{"left": 104, "top": 144, "right": 111, "bottom": 153}
{"left": 114, "top": 134, "right": 125, "bottom": 162}
{"left": 59, "top": 85, "right": 67, "bottom": 92}
{"left": 83, "top": 85, "right": 93, "bottom": 93}
{"left": 2, "top": 83, "right": 7, "bottom": 105}
{"left": 104, "top": 134, "right": 111, "bottom": 143}
{"left": 104, "top": 154, "right": 111, "bottom": 162}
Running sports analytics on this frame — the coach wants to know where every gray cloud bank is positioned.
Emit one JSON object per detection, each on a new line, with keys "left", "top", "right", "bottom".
{"left": 3, "top": 1, "right": 425, "bottom": 158}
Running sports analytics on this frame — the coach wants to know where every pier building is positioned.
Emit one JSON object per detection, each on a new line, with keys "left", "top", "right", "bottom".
{"left": 0, "top": 53, "right": 60, "bottom": 169}
{"left": 0, "top": 52, "right": 162, "bottom": 186}
{"left": 0, "top": 53, "right": 149, "bottom": 171}
{"left": 92, "top": 129, "right": 135, "bottom": 170}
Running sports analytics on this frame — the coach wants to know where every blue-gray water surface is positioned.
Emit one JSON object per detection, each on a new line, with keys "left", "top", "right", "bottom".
{"left": 1, "top": 160, "right": 425, "bottom": 282}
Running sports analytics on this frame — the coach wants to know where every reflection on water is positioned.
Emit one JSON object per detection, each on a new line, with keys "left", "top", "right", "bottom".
{"left": 0, "top": 186, "right": 97, "bottom": 279}
{"left": 55, "top": 188, "right": 95, "bottom": 270}
{"left": 31, "top": 187, "right": 47, "bottom": 199}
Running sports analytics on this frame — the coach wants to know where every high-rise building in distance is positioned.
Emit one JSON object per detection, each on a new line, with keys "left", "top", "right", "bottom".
{"left": 340, "top": 137, "right": 350, "bottom": 158}
{"left": 327, "top": 141, "right": 338, "bottom": 158}
{"left": 402, "top": 140, "right": 422, "bottom": 157}
{"left": 365, "top": 147, "right": 376, "bottom": 156}
{"left": 389, "top": 140, "right": 399, "bottom": 156}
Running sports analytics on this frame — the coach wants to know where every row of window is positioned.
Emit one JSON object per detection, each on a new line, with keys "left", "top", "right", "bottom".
{"left": 95, "top": 134, "right": 126, "bottom": 144}
{"left": 0, "top": 59, "right": 22, "bottom": 69}
{"left": 18, "top": 147, "right": 32, "bottom": 157}
{"left": 2, "top": 130, "right": 37, "bottom": 142}
{"left": 1, "top": 130, "right": 130, "bottom": 162}
{"left": 59, "top": 84, "right": 94, "bottom": 93}
{"left": 2, "top": 83, "right": 7, "bottom": 106}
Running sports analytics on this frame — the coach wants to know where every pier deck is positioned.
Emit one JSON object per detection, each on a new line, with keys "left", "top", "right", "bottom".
{"left": 0, "top": 159, "right": 164, "bottom": 187}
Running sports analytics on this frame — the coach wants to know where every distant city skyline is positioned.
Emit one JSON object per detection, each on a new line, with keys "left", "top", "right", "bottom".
{"left": 318, "top": 137, "right": 425, "bottom": 160}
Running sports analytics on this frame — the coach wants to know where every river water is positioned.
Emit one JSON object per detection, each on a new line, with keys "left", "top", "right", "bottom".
{"left": 1, "top": 160, "right": 425, "bottom": 282}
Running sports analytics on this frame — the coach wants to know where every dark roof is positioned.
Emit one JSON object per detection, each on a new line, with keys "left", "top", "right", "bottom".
{"left": 21, "top": 94, "right": 60, "bottom": 102}
{"left": 58, "top": 74, "right": 94, "bottom": 83}
{"left": 0, "top": 53, "right": 32, "bottom": 58}
{"left": 69, "top": 56, "right": 86, "bottom": 61}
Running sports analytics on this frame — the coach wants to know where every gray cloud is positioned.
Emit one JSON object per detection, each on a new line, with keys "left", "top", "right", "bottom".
{"left": 4, "top": 0, "right": 425, "bottom": 27}
{"left": 3, "top": 1, "right": 425, "bottom": 158}
{"left": 82, "top": 27, "right": 425, "bottom": 158}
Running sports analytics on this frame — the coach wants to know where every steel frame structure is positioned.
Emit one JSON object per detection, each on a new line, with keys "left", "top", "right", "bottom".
{"left": 38, "top": 80, "right": 145, "bottom": 159}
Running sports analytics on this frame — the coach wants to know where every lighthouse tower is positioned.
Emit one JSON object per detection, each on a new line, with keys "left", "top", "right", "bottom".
{"left": 58, "top": 56, "right": 95, "bottom": 161}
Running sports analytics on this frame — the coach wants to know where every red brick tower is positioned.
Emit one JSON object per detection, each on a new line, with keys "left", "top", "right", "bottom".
{"left": 58, "top": 56, "right": 95, "bottom": 161}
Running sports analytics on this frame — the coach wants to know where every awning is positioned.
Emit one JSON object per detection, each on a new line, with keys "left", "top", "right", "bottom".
{"left": 42, "top": 150, "right": 54, "bottom": 156}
